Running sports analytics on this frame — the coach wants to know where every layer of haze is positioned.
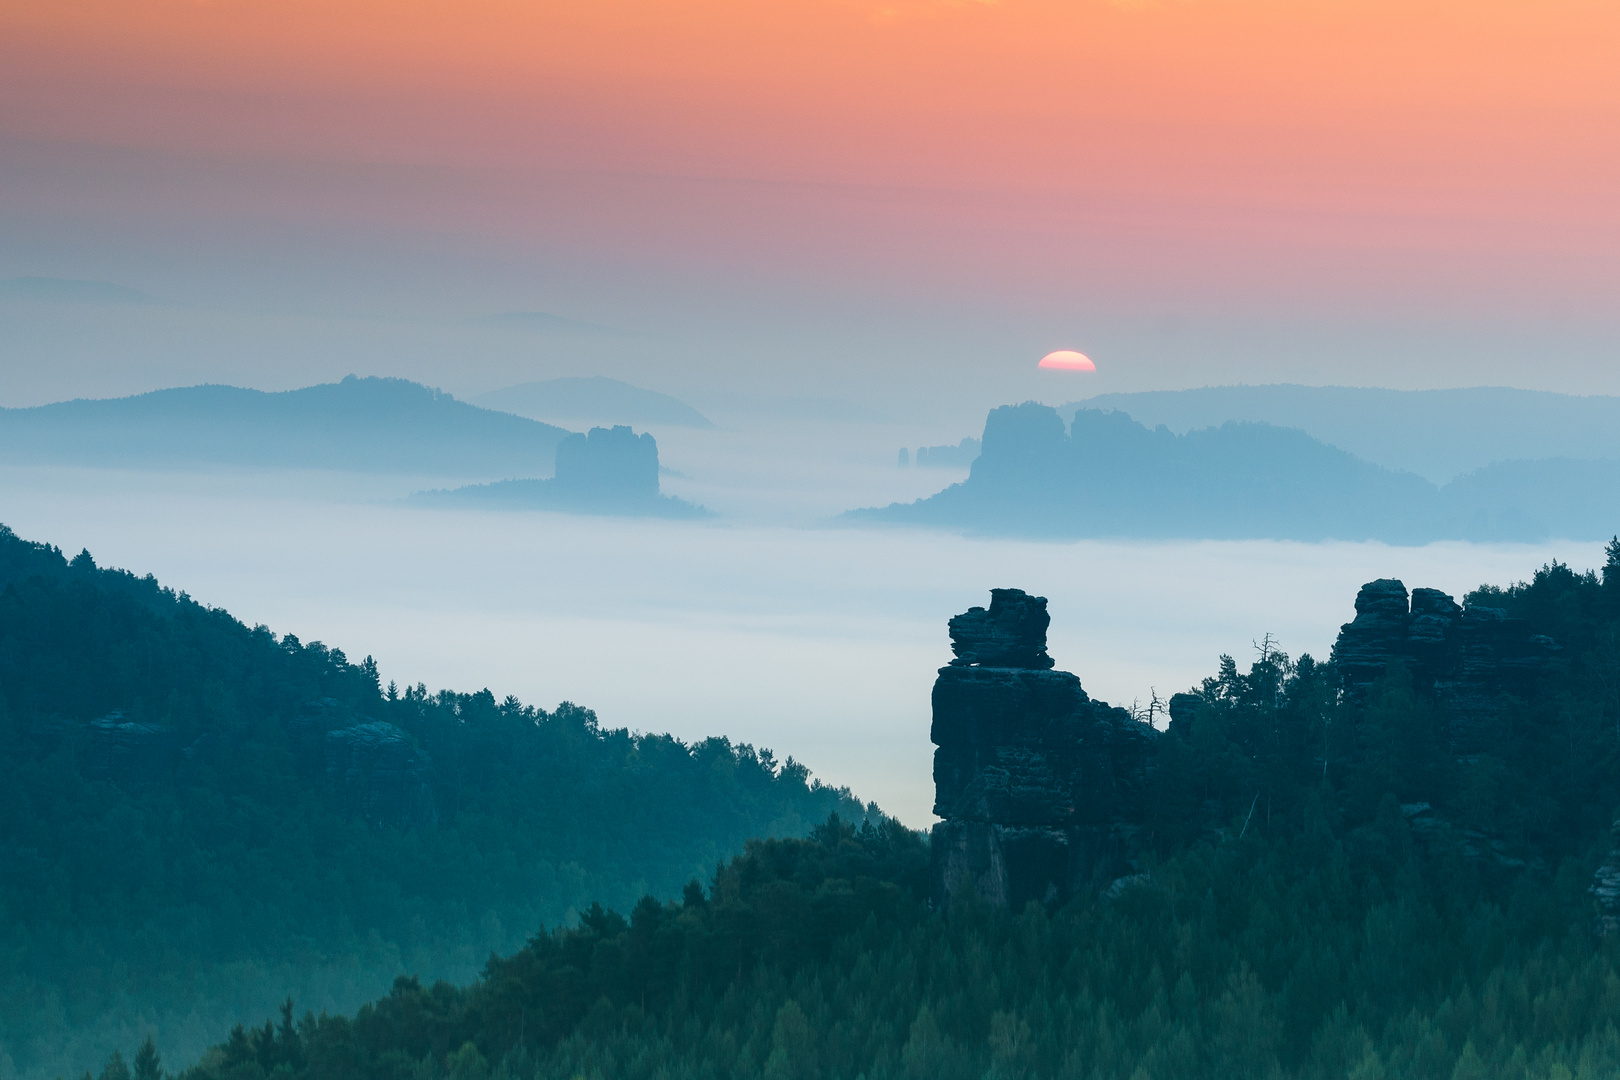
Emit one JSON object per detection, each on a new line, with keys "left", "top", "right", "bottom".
{"left": 1, "top": 456, "right": 1602, "bottom": 827}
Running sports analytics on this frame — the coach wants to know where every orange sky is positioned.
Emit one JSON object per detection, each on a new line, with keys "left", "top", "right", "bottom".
{"left": 2, "top": 0, "right": 1618, "bottom": 395}
{"left": 7, "top": 1, "right": 1614, "bottom": 184}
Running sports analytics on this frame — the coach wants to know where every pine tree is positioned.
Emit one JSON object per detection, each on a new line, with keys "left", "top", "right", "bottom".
{"left": 97, "top": 1051, "right": 131, "bottom": 1080}
{"left": 132, "top": 1036, "right": 162, "bottom": 1080}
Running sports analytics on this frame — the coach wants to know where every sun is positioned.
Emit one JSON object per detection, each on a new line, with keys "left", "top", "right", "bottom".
{"left": 1038, "top": 350, "right": 1095, "bottom": 372}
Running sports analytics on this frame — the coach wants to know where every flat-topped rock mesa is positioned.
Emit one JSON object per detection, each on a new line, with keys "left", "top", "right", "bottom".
{"left": 930, "top": 589, "right": 1157, "bottom": 911}
{"left": 553, "top": 424, "right": 659, "bottom": 500}
{"left": 1331, "top": 579, "right": 1559, "bottom": 746}
{"left": 415, "top": 423, "right": 710, "bottom": 518}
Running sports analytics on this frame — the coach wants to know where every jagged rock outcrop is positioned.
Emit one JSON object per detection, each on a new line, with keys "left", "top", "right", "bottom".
{"left": 1331, "top": 579, "right": 1559, "bottom": 748}
{"left": 81, "top": 711, "right": 175, "bottom": 785}
{"left": 930, "top": 589, "right": 1157, "bottom": 911}
{"left": 1592, "top": 823, "right": 1620, "bottom": 936}
{"left": 947, "top": 588, "right": 1054, "bottom": 670}
{"left": 1166, "top": 693, "right": 1202, "bottom": 737}
{"left": 325, "top": 721, "right": 438, "bottom": 830}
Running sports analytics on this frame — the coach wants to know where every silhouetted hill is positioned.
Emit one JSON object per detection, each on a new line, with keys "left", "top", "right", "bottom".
{"left": 854, "top": 404, "right": 1620, "bottom": 543}
{"left": 417, "top": 425, "right": 711, "bottom": 518}
{"left": 1439, "top": 457, "right": 1620, "bottom": 542}
{"left": 0, "top": 524, "right": 858, "bottom": 1079}
{"left": 1071, "top": 384, "right": 1620, "bottom": 482}
{"left": 475, "top": 376, "right": 714, "bottom": 429}
{"left": 0, "top": 376, "right": 573, "bottom": 476}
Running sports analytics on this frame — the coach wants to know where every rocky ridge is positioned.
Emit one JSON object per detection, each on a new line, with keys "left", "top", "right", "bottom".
{"left": 931, "top": 579, "right": 1572, "bottom": 913}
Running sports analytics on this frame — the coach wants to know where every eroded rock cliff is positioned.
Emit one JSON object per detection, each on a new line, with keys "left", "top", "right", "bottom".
{"left": 930, "top": 589, "right": 1156, "bottom": 910}
{"left": 1330, "top": 579, "right": 1559, "bottom": 749}
{"left": 325, "top": 721, "right": 439, "bottom": 830}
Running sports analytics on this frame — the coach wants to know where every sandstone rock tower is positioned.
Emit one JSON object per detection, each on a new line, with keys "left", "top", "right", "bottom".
{"left": 930, "top": 588, "right": 1156, "bottom": 910}
{"left": 1330, "top": 579, "right": 1559, "bottom": 749}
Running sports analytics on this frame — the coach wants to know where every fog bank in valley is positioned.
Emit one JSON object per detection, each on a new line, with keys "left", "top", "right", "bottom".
{"left": 1, "top": 460, "right": 1598, "bottom": 826}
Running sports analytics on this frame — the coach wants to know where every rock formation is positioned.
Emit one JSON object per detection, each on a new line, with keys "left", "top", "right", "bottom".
{"left": 930, "top": 589, "right": 1157, "bottom": 911}
{"left": 553, "top": 425, "right": 660, "bottom": 501}
{"left": 1331, "top": 579, "right": 1559, "bottom": 748}
{"left": 81, "top": 711, "right": 175, "bottom": 785}
{"left": 929, "top": 579, "right": 1567, "bottom": 912}
{"left": 1592, "top": 823, "right": 1620, "bottom": 936}
{"left": 325, "top": 721, "right": 439, "bottom": 830}
{"left": 416, "top": 423, "right": 710, "bottom": 517}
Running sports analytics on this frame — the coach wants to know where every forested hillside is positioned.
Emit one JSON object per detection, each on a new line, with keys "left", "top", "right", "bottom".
{"left": 0, "top": 526, "right": 868, "bottom": 1080}
{"left": 163, "top": 541, "right": 1620, "bottom": 1080}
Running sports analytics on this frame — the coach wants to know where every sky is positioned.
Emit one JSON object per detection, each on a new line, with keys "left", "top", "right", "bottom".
{"left": 3, "top": 0, "right": 1619, "bottom": 412}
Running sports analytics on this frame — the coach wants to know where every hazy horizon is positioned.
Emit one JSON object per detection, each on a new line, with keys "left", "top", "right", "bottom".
{"left": 5, "top": 3, "right": 1620, "bottom": 415}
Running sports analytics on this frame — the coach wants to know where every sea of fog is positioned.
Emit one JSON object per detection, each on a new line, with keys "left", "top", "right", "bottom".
{"left": 2, "top": 453, "right": 1606, "bottom": 827}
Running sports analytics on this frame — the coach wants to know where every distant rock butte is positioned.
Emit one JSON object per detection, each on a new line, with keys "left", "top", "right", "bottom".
{"left": 417, "top": 423, "right": 710, "bottom": 518}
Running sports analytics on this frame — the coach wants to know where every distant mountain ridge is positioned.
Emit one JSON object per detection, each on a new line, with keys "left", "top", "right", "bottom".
{"left": 1069, "top": 384, "right": 1620, "bottom": 482}
{"left": 0, "top": 376, "right": 573, "bottom": 476}
{"left": 851, "top": 403, "right": 1620, "bottom": 543}
{"left": 476, "top": 376, "right": 714, "bottom": 429}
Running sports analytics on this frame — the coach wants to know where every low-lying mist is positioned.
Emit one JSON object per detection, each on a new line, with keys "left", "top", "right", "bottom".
{"left": 1, "top": 462, "right": 1599, "bottom": 825}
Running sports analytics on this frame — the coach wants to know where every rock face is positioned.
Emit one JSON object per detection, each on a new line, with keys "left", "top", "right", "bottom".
{"left": 930, "top": 589, "right": 1157, "bottom": 910}
{"left": 1592, "top": 823, "right": 1620, "bottom": 936}
{"left": 1331, "top": 579, "right": 1559, "bottom": 747}
{"left": 947, "top": 588, "right": 1054, "bottom": 669}
{"left": 81, "top": 711, "right": 174, "bottom": 785}
{"left": 325, "top": 721, "right": 438, "bottom": 830}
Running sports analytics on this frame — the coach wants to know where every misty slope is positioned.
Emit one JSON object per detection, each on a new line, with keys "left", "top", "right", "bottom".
{"left": 0, "top": 525, "right": 868, "bottom": 1080}
{"left": 1070, "top": 384, "right": 1620, "bottom": 482}
{"left": 855, "top": 404, "right": 1620, "bottom": 543}
{"left": 0, "top": 376, "right": 572, "bottom": 476}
